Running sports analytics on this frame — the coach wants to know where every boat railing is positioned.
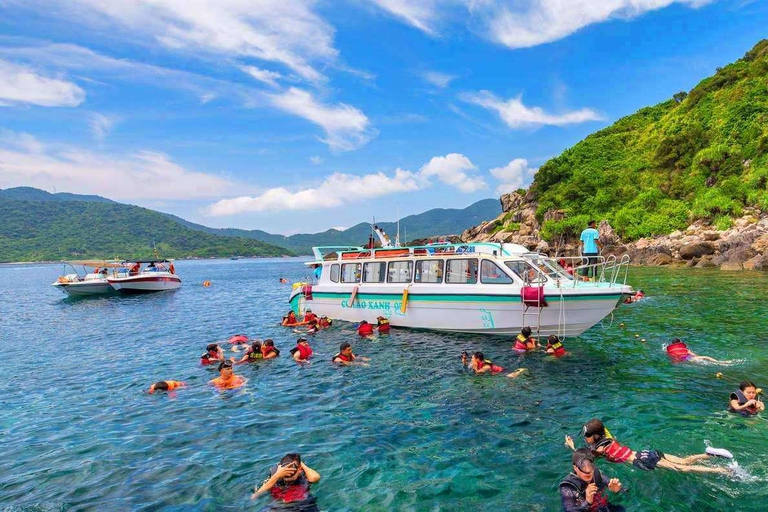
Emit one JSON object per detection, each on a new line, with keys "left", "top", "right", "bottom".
{"left": 553, "top": 254, "right": 631, "bottom": 288}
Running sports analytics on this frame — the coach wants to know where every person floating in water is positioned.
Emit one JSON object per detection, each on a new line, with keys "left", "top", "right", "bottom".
{"left": 376, "top": 316, "right": 390, "bottom": 334}
{"left": 546, "top": 335, "right": 567, "bottom": 358}
{"left": 201, "top": 343, "right": 227, "bottom": 365}
{"left": 282, "top": 311, "right": 303, "bottom": 327}
{"left": 666, "top": 338, "right": 734, "bottom": 364}
{"left": 559, "top": 449, "right": 625, "bottom": 512}
{"left": 148, "top": 380, "right": 186, "bottom": 394}
{"left": 261, "top": 339, "right": 280, "bottom": 359}
{"left": 251, "top": 453, "right": 321, "bottom": 509}
{"left": 513, "top": 326, "right": 538, "bottom": 352}
{"left": 623, "top": 290, "right": 645, "bottom": 304}
{"left": 357, "top": 320, "right": 374, "bottom": 336}
{"left": 303, "top": 309, "right": 318, "bottom": 323}
{"left": 208, "top": 360, "right": 246, "bottom": 390}
{"left": 290, "top": 337, "right": 313, "bottom": 363}
{"left": 235, "top": 341, "right": 263, "bottom": 364}
{"left": 565, "top": 418, "right": 732, "bottom": 474}
{"left": 295, "top": 318, "right": 319, "bottom": 335}
{"left": 332, "top": 342, "right": 369, "bottom": 365}
{"left": 462, "top": 351, "right": 526, "bottom": 378}
{"left": 279, "top": 278, "right": 289, "bottom": 284}
{"left": 729, "top": 380, "right": 764, "bottom": 416}
{"left": 318, "top": 316, "right": 333, "bottom": 329}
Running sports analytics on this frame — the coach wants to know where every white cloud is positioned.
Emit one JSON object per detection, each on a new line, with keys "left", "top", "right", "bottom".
{"left": 204, "top": 168, "right": 420, "bottom": 216}
{"left": 309, "top": 156, "right": 323, "bottom": 165}
{"left": 461, "top": 90, "right": 602, "bottom": 129}
{"left": 0, "top": 131, "right": 243, "bottom": 200}
{"left": 0, "top": 58, "right": 84, "bottom": 107}
{"left": 89, "top": 113, "right": 119, "bottom": 141}
{"left": 269, "top": 87, "right": 375, "bottom": 151}
{"left": 489, "top": 158, "right": 538, "bottom": 196}
{"left": 61, "top": 0, "right": 338, "bottom": 82}
{"left": 422, "top": 70, "right": 457, "bottom": 88}
{"left": 240, "top": 65, "right": 282, "bottom": 87}
{"left": 419, "top": 153, "right": 486, "bottom": 193}
{"left": 478, "top": 0, "right": 714, "bottom": 49}
{"left": 369, "top": 0, "right": 444, "bottom": 35}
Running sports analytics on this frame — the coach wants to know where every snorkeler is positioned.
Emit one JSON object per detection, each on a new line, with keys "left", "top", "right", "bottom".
{"left": 200, "top": 343, "right": 226, "bottom": 365}
{"left": 261, "top": 339, "right": 280, "bottom": 359}
{"left": 513, "top": 326, "right": 538, "bottom": 352}
{"left": 357, "top": 320, "right": 374, "bottom": 336}
{"left": 376, "top": 316, "right": 390, "bottom": 333}
{"left": 251, "top": 453, "right": 321, "bottom": 508}
{"left": 332, "top": 342, "right": 369, "bottom": 365}
{"left": 666, "top": 338, "right": 734, "bottom": 364}
{"left": 148, "top": 380, "right": 186, "bottom": 394}
{"left": 208, "top": 360, "right": 246, "bottom": 390}
{"left": 290, "top": 337, "right": 313, "bottom": 362}
{"left": 546, "top": 335, "right": 567, "bottom": 358}
{"left": 564, "top": 418, "right": 732, "bottom": 474}
{"left": 729, "top": 380, "right": 765, "bottom": 416}
{"left": 235, "top": 341, "right": 263, "bottom": 364}
{"left": 560, "top": 449, "right": 624, "bottom": 512}
{"left": 623, "top": 290, "right": 645, "bottom": 304}
{"left": 462, "top": 351, "right": 526, "bottom": 378}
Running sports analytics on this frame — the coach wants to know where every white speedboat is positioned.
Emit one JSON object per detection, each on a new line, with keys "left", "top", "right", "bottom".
{"left": 288, "top": 240, "right": 632, "bottom": 337}
{"left": 107, "top": 259, "right": 181, "bottom": 293}
{"left": 52, "top": 260, "right": 125, "bottom": 296}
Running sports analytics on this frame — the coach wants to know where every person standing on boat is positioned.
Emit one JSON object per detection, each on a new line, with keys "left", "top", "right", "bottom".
{"left": 313, "top": 264, "right": 322, "bottom": 282}
{"left": 559, "top": 449, "right": 625, "bottom": 512}
{"left": 579, "top": 220, "right": 602, "bottom": 277}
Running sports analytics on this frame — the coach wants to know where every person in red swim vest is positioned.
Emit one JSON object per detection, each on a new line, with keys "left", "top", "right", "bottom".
{"left": 357, "top": 320, "right": 374, "bottom": 336}
{"left": 546, "top": 335, "right": 567, "bottom": 358}
{"left": 290, "top": 337, "right": 313, "bottom": 362}
{"left": 261, "top": 339, "right": 280, "bottom": 359}
{"left": 565, "top": 418, "right": 731, "bottom": 474}
{"left": 148, "top": 380, "right": 186, "bottom": 394}
{"left": 462, "top": 351, "right": 526, "bottom": 379}
{"left": 665, "top": 338, "right": 734, "bottom": 364}
{"left": 282, "top": 310, "right": 304, "bottom": 327}
{"left": 332, "top": 342, "right": 369, "bottom": 365}
{"left": 303, "top": 309, "right": 318, "bottom": 323}
{"left": 251, "top": 453, "right": 321, "bottom": 505}
{"left": 200, "top": 343, "right": 226, "bottom": 365}
{"left": 376, "top": 316, "right": 390, "bottom": 333}
{"left": 513, "top": 326, "right": 538, "bottom": 352}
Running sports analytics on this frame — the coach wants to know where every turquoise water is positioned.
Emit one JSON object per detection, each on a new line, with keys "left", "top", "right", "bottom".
{"left": 2, "top": 260, "right": 768, "bottom": 511}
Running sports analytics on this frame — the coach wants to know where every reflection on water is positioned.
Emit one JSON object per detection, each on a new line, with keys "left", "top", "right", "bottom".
{"left": 1, "top": 261, "right": 768, "bottom": 510}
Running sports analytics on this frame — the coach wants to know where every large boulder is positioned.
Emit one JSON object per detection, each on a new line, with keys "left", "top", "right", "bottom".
{"left": 598, "top": 221, "right": 620, "bottom": 247}
{"left": 751, "top": 234, "right": 768, "bottom": 254}
{"left": 695, "top": 256, "right": 717, "bottom": 268}
{"left": 679, "top": 242, "right": 716, "bottom": 260}
{"left": 500, "top": 192, "right": 524, "bottom": 213}
{"left": 744, "top": 255, "right": 768, "bottom": 271}
{"left": 648, "top": 253, "right": 674, "bottom": 265}
{"left": 713, "top": 245, "right": 757, "bottom": 267}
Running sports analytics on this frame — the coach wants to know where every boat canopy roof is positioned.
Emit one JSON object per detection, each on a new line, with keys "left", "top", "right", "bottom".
{"left": 308, "top": 242, "right": 539, "bottom": 264}
{"left": 67, "top": 260, "right": 125, "bottom": 268}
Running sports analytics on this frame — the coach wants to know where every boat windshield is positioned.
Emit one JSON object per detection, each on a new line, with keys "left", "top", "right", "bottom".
{"left": 537, "top": 257, "right": 574, "bottom": 281}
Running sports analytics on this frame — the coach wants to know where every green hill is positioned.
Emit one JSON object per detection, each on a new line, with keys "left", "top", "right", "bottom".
{"left": 532, "top": 39, "right": 768, "bottom": 242}
{"left": 170, "top": 199, "right": 501, "bottom": 254}
{"left": 0, "top": 197, "right": 292, "bottom": 262}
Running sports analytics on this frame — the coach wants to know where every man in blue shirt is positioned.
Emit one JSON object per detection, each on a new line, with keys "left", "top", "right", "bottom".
{"left": 579, "top": 220, "right": 602, "bottom": 277}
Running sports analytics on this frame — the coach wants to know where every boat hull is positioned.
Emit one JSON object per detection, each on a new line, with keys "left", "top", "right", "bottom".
{"left": 107, "top": 274, "right": 182, "bottom": 293}
{"left": 290, "top": 285, "right": 628, "bottom": 336}
{"left": 53, "top": 281, "right": 115, "bottom": 296}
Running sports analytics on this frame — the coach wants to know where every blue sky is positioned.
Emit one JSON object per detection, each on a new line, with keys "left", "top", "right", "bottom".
{"left": 0, "top": 0, "right": 766, "bottom": 234}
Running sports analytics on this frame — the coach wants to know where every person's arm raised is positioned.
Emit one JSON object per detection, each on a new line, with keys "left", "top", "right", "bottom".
{"left": 301, "top": 462, "right": 321, "bottom": 483}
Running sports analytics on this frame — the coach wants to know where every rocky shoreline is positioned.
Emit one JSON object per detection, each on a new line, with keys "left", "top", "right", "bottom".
{"left": 459, "top": 192, "right": 768, "bottom": 271}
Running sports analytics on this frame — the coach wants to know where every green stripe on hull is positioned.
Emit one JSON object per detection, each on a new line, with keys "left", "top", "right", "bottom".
{"left": 311, "top": 291, "right": 622, "bottom": 303}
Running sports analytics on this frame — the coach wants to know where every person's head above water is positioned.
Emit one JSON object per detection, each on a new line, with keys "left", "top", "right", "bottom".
{"left": 277, "top": 453, "right": 304, "bottom": 483}
{"left": 206, "top": 343, "right": 219, "bottom": 353}
{"left": 740, "top": 381, "right": 758, "bottom": 399}
{"left": 572, "top": 449, "right": 596, "bottom": 482}
{"left": 472, "top": 351, "right": 485, "bottom": 363}
{"left": 339, "top": 342, "right": 352, "bottom": 355}
{"left": 148, "top": 381, "right": 170, "bottom": 394}
{"left": 582, "top": 418, "right": 606, "bottom": 441}
{"left": 264, "top": 339, "right": 275, "bottom": 348}
{"left": 521, "top": 326, "right": 532, "bottom": 337}
{"left": 250, "top": 341, "right": 262, "bottom": 352}
{"left": 297, "top": 337, "right": 308, "bottom": 345}
{"left": 218, "top": 359, "right": 234, "bottom": 374}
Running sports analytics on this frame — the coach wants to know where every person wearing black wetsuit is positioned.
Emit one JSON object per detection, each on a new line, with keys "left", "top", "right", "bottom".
{"left": 559, "top": 449, "right": 625, "bottom": 512}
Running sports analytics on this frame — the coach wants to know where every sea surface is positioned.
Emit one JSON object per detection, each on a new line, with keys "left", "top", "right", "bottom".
{"left": 2, "top": 259, "right": 768, "bottom": 511}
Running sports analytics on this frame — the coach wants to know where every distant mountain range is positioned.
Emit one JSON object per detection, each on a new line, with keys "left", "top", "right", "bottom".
{"left": 0, "top": 187, "right": 500, "bottom": 261}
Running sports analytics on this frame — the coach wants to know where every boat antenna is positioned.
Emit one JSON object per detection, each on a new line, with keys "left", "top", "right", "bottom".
{"left": 395, "top": 205, "right": 401, "bottom": 248}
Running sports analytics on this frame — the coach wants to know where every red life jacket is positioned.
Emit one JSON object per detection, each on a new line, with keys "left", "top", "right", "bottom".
{"left": 200, "top": 351, "right": 219, "bottom": 365}
{"left": 603, "top": 440, "right": 633, "bottom": 463}
{"left": 270, "top": 480, "right": 310, "bottom": 503}
{"left": 262, "top": 346, "right": 278, "bottom": 358}
{"left": 666, "top": 342, "right": 690, "bottom": 360}
{"left": 514, "top": 333, "right": 530, "bottom": 351}
{"left": 550, "top": 341, "right": 566, "bottom": 357}
{"left": 377, "top": 320, "right": 390, "bottom": 333}
{"left": 304, "top": 312, "right": 317, "bottom": 323}
{"left": 482, "top": 360, "right": 504, "bottom": 373}
{"left": 296, "top": 343, "right": 313, "bottom": 360}
{"left": 333, "top": 352, "right": 355, "bottom": 363}
{"left": 358, "top": 323, "right": 374, "bottom": 336}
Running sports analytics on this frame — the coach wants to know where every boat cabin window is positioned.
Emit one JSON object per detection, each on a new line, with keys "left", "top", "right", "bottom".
{"left": 329, "top": 264, "right": 340, "bottom": 283}
{"left": 341, "top": 263, "right": 361, "bottom": 283}
{"left": 446, "top": 258, "right": 478, "bottom": 284}
{"left": 415, "top": 260, "right": 443, "bottom": 283}
{"left": 480, "top": 260, "right": 514, "bottom": 284}
{"left": 504, "top": 260, "right": 545, "bottom": 284}
{"left": 387, "top": 260, "right": 413, "bottom": 283}
{"left": 363, "top": 262, "right": 386, "bottom": 283}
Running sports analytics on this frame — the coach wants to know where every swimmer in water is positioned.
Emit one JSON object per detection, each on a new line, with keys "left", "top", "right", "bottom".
{"left": 559, "top": 449, "right": 624, "bottom": 512}
{"left": 290, "top": 337, "right": 313, "bottom": 362}
{"left": 148, "top": 380, "right": 186, "bottom": 394}
{"left": 666, "top": 338, "right": 735, "bottom": 364}
{"left": 282, "top": 311, "right": 304, "bottom": 327}
{"left": 545, "top": 334, "right": 567, "bottom": 358}
{"left": 317, "top": 316, "right": 332, "bottom": 329}
{"left": 279, "top": 278, "right": 289, "bottom": 284}
{"left": 208, "top": 360, "right": 246, "bottom": 390}
{"left": 376, "top": 316, "right": 390, "bottom": 333}
{"left": 565, "top": 418, "right": 732, "bottom": 474}
{"left": 235, "top": 341, "right": 264, "bottom": 364}
{"left": 294, "top": 318, "right": 319, "bottom": 335}
{"left": 462, "top": 351, "right": 526, "bottom": 378}
{"left": 261, "top": 339, "right": 280, "bottom": 359}
{"left": 357, "top": 320, "right": 374, "bottom": 336}
{"left": 251, "top": 453, "right": 321, "bottom": 506}
{"left": 513, "top": 326, "right": 538, "bottom": 352}
{"left": 200, "top": 343, "right": 227, "bottom": 365}
{"left": 332, "top": 342, "right": 369, "bottom": 365}
{"left": 623, "top": 289, "right": 645, "bottom": 304}
{"left": 729, "top": 380, "right": 765, "bottom": 416}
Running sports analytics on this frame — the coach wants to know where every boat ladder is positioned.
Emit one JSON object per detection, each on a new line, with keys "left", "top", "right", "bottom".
{"left": 521, "top": 285, "right": 547, "bottom": 338}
